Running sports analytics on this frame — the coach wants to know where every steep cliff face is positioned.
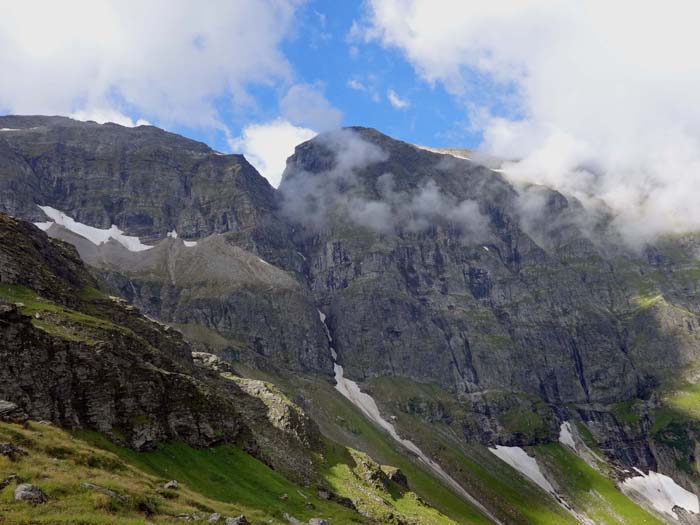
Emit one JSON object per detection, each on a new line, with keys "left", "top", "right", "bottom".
{"left": 276, "top": 128, "right": 700, "bottom": 506}
{"left": 279, "top": 128, "right": 700, "bottom": 409}
{"left": 4, "top": 119, "right": 700, "bottom": 408}
{"left": 0, "top": 115, "right": 296, "bottom": 265}
{"left": 1, "top": 213, "right": 487, "bottom": 525}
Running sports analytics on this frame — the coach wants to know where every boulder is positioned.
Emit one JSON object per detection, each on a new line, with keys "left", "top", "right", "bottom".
{"left": 225, "top": 516, "right": 249, "bottom": 525}
{"left": 0, "top": 400, "right": 28, "bottom": 423}
{"left": 13, "top": 483, "right": 47, "bottom": 504}
{"left": 0, "top": 474, "right": 21, "bottom": 490}
{"left": 207, "top": 513, "right": 222, "bottom": 523}
{"left": 0, "top": 442, "right": 27, "bottom": 461}
{"left": 384, "top": 467, "right": 409, "bottom": 489}
{"left": 81, "top": 482, "right": 127, "bottom": 502}
{"left": 308, "top": 519, "right": 329, "bottom": 525}
{"left": 283, "top": 513, "right": 302, "bottom": 524}
{"left": 164, "top": 479, "right": 179, "bottom": 489}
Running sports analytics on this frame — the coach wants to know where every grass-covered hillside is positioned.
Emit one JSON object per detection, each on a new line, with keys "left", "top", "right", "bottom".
{"left": 0, "top": 419, "right": 479, "bottom": 525}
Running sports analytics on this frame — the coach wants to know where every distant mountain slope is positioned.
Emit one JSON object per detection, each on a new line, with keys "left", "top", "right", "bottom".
{"left": 0, "top": 115, "right": 291, "bottom": 259}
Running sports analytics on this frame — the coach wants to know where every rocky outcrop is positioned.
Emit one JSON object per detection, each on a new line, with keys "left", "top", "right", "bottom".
{"left": 0, "top": 214, "right": 323, "bottom": 480}
{"left": 13, "top": 483, "right": 47, "bottom": 504}
{"left": 0, "top": 270, "right": 245, "bottom": 449}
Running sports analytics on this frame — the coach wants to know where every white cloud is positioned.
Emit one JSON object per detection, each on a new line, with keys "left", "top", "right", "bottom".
{"left": 347, "top": 76, "right": 381, "bottom": 102}
{"left": 365, "top": 0, "right": 700, "bottom": 244}
{"left": 347, "top": 79, "right": 367, "bottom": 92}
{"left": 230, "top": 119, "right": 316, "bottom": 187}
{"left": 280, "top": 83, "right": 343, "bottom": 131}
{"left": 0, "top": 0, "right": 300, "bottom": 129}
{"left": 71, "top": 109, "right": 150, "bottom": 127}
{"left": 387, "top": 89, "right": 409, "bottom": 109}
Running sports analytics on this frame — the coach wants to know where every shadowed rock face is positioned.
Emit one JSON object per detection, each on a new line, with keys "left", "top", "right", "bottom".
{"left": 280, "top": 127, "right": 700, "bottom": 409}
{"left": 0, "top": 115, "right": 288, "bottom": 253}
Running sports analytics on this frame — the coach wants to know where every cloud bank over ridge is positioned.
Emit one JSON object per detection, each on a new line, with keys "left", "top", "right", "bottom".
{"left": 364, "top": 0, "right": 700, "bottom": 244}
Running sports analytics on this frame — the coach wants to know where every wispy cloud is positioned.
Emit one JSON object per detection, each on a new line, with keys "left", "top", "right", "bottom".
{"left": 387, "top": 89, "right": 409, "bottom": 109}
{"left": 347, "top": 79, "right": 367, "bottom": 92}
{"left": 280, "top": 83, "right": 343, "bottom": 131}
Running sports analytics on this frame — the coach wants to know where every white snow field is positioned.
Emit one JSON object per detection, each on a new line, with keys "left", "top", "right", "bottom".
{"left": 167, "top": 229, "right": 197, "bottom": 246}
{"left": 622, "top": 469, "right": 698, "bottom": 519}
{"left": 558, "top": 422, "right": 576, "bottom": 450}
{"left": 36, "top": 206, "right": 153, "bottom": 252}
{"left": 489, "top": 446, "right": 556, "bottom": 495}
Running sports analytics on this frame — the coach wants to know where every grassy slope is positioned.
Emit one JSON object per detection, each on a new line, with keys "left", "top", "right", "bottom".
{"left": 0, "top": 283, "right": 131, "bottom": 344}
{"left": 0, "top": 421, "right": 366, "bottom": 525}
{"left": 0, "top": 419, "right": 467, "bottom": 525}
{"left": 363, "top": 378, "right": 575, "bottom": 525}
{"left": 533, "top": 444, "right": 664, "bottom": 525}
{"left": 287, "top": 375, "right": 494, "bottom": 525}
{"left": 361, "top": 375, "right": 668, "bottom": 525}
{"left": 0, "top": 283, "right": 680, "bottom": 524}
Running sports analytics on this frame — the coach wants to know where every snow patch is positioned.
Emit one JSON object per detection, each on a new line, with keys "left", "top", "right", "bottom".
{"left": 622, "top": 470, "right": 698, "bottom": 519}
{"left": 35, "top": 206, "right": 153, "bottom": 252}
{"left": 317, "top": 309, "right": 502, "bottom": 525}
{"left": 167, "top": 229, "right": 196, "bottom": 246}
{"left": 558, "top": 422, "right": 576, "bottom": 450}
{"left": 490, "top": 446, "right": 556, "bottom": 495}
{"left": 34, "top": 222, "right": 53, "bottom": 231}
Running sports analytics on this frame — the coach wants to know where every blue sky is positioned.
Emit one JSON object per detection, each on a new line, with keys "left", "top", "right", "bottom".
{"left": 187, "top": 0, "right": 487, "bottom": 155}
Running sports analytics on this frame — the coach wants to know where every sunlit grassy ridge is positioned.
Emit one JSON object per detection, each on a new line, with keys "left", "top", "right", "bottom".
{"left": 286, "top": 375, "right": 494, "bottom": 525}
{"left": 0, "top": 422, "right": 368, "bottom": 525}
{"left": 0, "top": 418, "right": 467, "bottom": 525}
